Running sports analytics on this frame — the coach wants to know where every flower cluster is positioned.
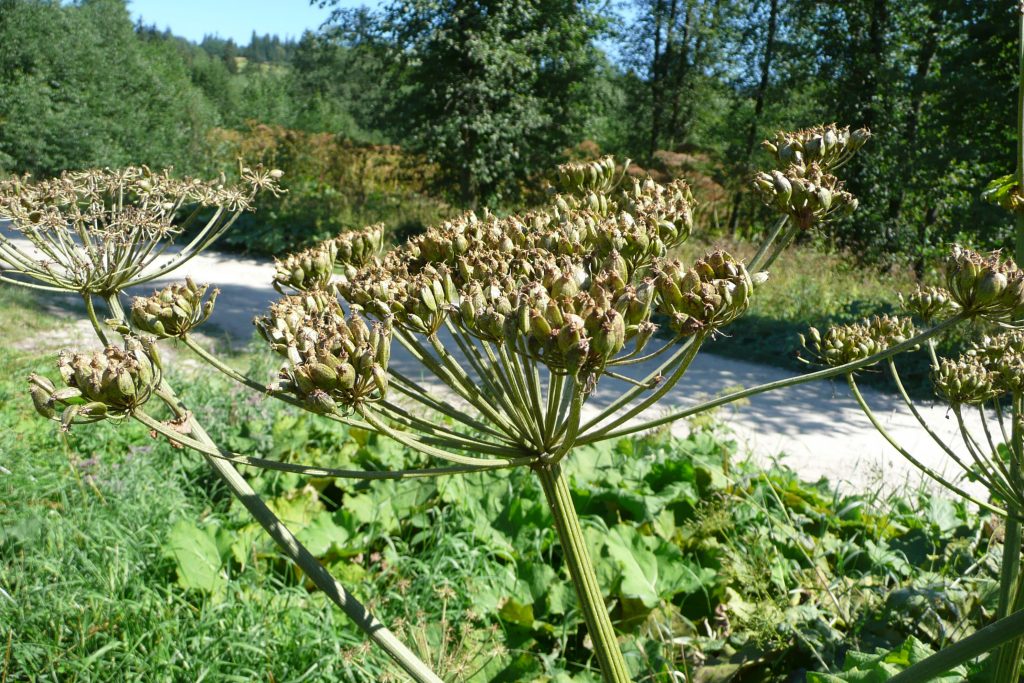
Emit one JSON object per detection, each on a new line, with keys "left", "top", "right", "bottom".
{"left": 801, "top": 315, "right": 916, "bottom": 368}
{"left": 762, "top": 124, "right": 871, "bottom": 171}
{"left": 29, "top": 338, "right": 160, "bottom": 428}
{"left": 945, "top": 245, "right": 1024, "bottom": 322}
{"left": 130, "top": 278, "right": 218, "bottom": 338}
{"left": 0, "top": 165, "right": 281, "bottom": 294}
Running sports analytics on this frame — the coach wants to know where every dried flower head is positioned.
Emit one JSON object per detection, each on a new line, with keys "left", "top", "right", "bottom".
{"left": 801, "top": 315, "right": 916, "bottom": 368}
{"left": 130, "top": 278, "right": 218, "bottom": 338}
{"left": 945, "top": 245, "right": 1024, "bottom": 322}
{"left": 966, "top": 330, "right": 1024, "bottom": 394}
{"left": 762, "top": 124, "right": 871, "bottom": 171}
{"left": 0, "top": 165, "right": 281, "bottom": 294}
{"left": 29, "top": 337, "right": 160, "bottom": 429}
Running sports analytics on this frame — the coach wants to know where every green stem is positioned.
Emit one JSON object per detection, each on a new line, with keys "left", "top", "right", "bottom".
{"left": 534, "top": 462, "right": 631, "bottom": 683}
{"left": 153, "top": 385, "right": 443, "bottom": 683}
{"left": 747, "top": 214, "right": 788, "bottom": 273}
{"left": 888, "top": 609, "right": 1024, "bottom": 683}
{"left": 847, "top": 375, "right": 1008, "bottom": 518}
{"left": 993, "top": 393, "right": 1024, "bottom": 683}
{"left": 82, "top": 294, "right": 110, "bottom": 346}
{"left": 1016, "top": 1, "right": 1024, "bottom": 265}
{"left": 135, "top": 409, "right": 519, "bottom": 479}
{"left": 581, "top": 314, "right": 965, "bottom": 445}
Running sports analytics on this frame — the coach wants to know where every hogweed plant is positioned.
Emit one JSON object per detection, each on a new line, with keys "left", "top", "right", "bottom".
{"left": 16, "top": 131, "right": 1002, "bottom": 683}
{"left": 8, "top": 121, "right": 1020, "bottom": 681}
{"left": 14, "top": 119, "right": 1024, "bottom": 681}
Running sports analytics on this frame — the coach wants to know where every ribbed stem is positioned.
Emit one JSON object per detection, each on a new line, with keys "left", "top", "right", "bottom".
{"left": 153, "top": 382, "right": 444, "bottom": 683}
{"left": 535, "top": 462, "right": 631, "bottom": 683}
{"left": 993, "top": 392, "right": 1024, "bottom": 682}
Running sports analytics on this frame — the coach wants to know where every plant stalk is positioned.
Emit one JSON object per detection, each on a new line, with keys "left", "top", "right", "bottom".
{"left": 993, "top": 392, "right": 1024, "bottom": 682}
{"left": 534, "top": 462, "right": 631, "bottom": 683}
{"left": 153, "top": 385, "right": 444, "bottom": 683}
{"left": 889, "top": 609, "right": 1024, "bottom": 682}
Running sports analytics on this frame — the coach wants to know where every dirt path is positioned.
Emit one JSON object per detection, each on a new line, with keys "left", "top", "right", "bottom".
{"left": 2, "top": 233, "right": 985, "bottom": 496}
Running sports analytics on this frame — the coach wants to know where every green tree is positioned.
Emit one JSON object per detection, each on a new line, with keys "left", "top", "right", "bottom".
{"left": 0, "top": 0, "right": 216, "bottom": 176}
{"left": 324, "top": 0, "right": 610, "bottom": 208}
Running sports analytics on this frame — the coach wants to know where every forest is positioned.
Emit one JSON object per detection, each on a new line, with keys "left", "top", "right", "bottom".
{"left": 0, "top": 0, "right": 1017, "bottom": 264}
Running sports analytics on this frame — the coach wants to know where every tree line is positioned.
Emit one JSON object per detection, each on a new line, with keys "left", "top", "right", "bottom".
{"left": 0, "top": 0, "right": 1017, "bottom": 266}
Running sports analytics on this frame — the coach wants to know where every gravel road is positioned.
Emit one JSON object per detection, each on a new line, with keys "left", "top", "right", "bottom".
{"left": 2, "top": 231, "right": 988, "bottom": 497}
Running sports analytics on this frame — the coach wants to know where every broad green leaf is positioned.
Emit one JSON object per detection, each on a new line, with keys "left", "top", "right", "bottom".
{"left": 604, "top": 525, "right": 661, "bottom": 608}
{"left": 164, "top": 519, "right": 225, "bottom": 595}
{"left": 295, "top": 510, "right": 351, "bottom": 557}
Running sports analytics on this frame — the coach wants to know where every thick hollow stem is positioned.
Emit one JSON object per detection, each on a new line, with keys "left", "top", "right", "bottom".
{"left": 534, "top": 462, "right": 631, "bottom": 683}
{"left": 993, "top": 393, "right": 1024, "bottom": 683}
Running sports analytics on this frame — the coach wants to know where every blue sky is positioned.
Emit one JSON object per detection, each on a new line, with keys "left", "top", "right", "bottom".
{"left": 128, "top": 0, "right": 376, "bottom": 44}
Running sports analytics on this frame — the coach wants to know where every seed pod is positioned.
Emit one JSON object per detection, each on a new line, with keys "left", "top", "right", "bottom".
{"left": 946, "top": 244, "right": 1024, "bottom": 322}
{"left": 34, "top": 339, "right": 160, "bottom": 429}
{"left": 273, "top": 240, "right": 338, "bottom": 294}
{"left": 131, "top": 279, "right": 219, "bottom": 338}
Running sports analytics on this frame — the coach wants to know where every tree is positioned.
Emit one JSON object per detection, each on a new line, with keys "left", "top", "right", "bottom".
{"left": 0, "top": 0, "right": 216, "bottom": 176}
{"left": 323, "top": 0, "right": 609, "bottom": 208}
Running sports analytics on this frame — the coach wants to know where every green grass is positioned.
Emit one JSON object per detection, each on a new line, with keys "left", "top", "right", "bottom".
{"left": 0, "top": 287, "right": 1009, "bottom": 682}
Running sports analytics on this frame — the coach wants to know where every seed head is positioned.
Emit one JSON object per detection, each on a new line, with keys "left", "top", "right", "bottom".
{"left": 898, "top": 285, "right": 959, "bottom": 324}
{"left": 945, "top": 245, "right": 1024, "bottom": 322}
{"left": 268, "top": 309, "right": 392, "bottom": 413}
{"left": 753, "top": 164, "right": 858, "bottom": 229}
{"left": 273, "top": 240, "right": 338, "bottom": 294}
{"left": 933, "top": 356, "right": 999, "bottom": 406}
{"left": 0, "top": 165, "right": 280, "bottom": 294}
{"left": 130, "top": 278, "right": 218, "bottom": 338}
{"left": 801, "top": 315, "right": 916, "bottom": 368}
{"left": 762, "top": 124, "right": 871, "bottom": 171}
{"left": 653, "top": 250, "right": 755, "bottom": 337}
{"left": 30, "top": 338, "right": 160, "bottom": 430}
{"left": 555, "top": 156, "right": 626, "bottom": 196}
{"left": 334, "top": 223, "right": 385, "bottom": 270}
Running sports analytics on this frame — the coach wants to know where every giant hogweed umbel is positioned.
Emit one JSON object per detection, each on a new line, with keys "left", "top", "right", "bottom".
{"left": 6, "top": 127, "right": 965, "bottom": 683}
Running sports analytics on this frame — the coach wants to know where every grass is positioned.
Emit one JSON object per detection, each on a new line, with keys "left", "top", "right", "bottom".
{"left": 0, "top": 285, "right": 1009, "bottom": 682}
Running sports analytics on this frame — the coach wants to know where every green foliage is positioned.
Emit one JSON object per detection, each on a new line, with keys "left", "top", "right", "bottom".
{"left": 326, "top": 0, "right": 610, "bottom": 207}
{"left": 0, "top": 0, "right": 217, "bottom": 175}
{"left": 207, "top": 123, "right": 449, "bottom": 253}
{"left": 807, "top": 637, "right": 969, "bottom": 682}
{"left": 0, "top": 281, "right": 1006, "bottom": 681}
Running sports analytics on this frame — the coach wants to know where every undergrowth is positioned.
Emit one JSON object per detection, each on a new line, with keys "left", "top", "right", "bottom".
{"left": 0, "top": 285, "right": 1005, "bottom": 681}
